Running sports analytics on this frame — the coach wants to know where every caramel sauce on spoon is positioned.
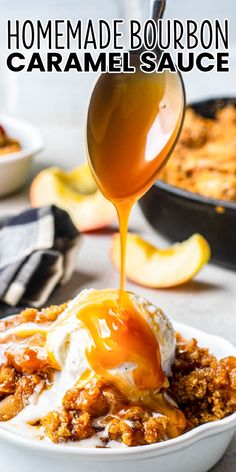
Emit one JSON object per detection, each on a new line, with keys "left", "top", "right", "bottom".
{"left": 87, "top": 68, "right": 184, "bottom": 300}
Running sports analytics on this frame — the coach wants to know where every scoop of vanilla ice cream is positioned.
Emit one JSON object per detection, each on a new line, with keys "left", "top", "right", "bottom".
{"left": 129, "top": 292, "right": 175, "bottom": 376}
{"left": 9, "top": 289, "right": 175, "bottom": 425}
{"left": 46, "top": 288, "right": 175, "bottom": 378}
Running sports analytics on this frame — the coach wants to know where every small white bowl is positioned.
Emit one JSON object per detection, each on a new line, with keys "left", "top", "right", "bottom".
{"left": 0, "top": 322, "right": 235, "bottom": 472}
{"left": 0, "top": 115, "right": 43, "bottom": 197}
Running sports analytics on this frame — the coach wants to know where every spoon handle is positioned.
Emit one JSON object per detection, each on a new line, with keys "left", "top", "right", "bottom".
{"left": 150, "top": 0, "right": 166, "bottom": 21}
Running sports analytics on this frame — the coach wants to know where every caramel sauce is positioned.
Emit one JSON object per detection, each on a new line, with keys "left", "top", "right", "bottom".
{"left": 146, "top": 393, "right": 187, "bottom": 438}
{"left": 77, "top": 290, "right": 164, "bottom": 392}
{"left": 102, "top": 393, "right": 186, "bottom": 440}
{"left": 87, "top": 69, "right": 184, "bottom": 297}
{"left": 0, "top": 332, "right": 47, "bottom": 372}
{"left": 86, "top": 68, "right": 184, "bottom": 424}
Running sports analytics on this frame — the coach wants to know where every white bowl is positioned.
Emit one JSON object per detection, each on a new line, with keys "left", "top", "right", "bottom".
{"left": 0, "top": 322, "right": 235, "bottom": 472}
{"left": 0, "top": 115, "right": 43, "bottom": 197}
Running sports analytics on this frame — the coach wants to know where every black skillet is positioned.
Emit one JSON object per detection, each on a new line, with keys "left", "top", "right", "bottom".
{"left": 139, "top": 97, "right": 236, "bottom": 270}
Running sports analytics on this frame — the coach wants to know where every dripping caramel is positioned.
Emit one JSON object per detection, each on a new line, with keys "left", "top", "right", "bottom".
{"left": 87, "top": 69, "right": 184, "bottom": 297}
{"left": 77, "top": 290, "right": 165, "bottom": 392}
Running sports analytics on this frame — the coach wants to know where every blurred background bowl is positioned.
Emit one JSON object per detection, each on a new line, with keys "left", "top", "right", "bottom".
{"left": 0, "top": 116, "right": 43, "bottom": 197}
{"left": 139, "top": 97, "right": 236, "bottom": 270}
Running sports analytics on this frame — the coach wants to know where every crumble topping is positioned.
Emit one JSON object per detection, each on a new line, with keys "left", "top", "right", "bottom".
{"left": 0, "top": 125, "right": 21, "bottom": 156}
{"left": 0, "top": 304, "right": 235, "bottom": 447}
{"left": 160, "top": 106, "right": 236, "bottom": 202}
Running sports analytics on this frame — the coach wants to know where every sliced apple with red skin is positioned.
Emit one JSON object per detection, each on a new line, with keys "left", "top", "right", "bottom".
{"left": 30, "top": 164, "right": 116, "bottom": 232}
{"left": 111, "top": 233, "right": 211, "bottom": 288}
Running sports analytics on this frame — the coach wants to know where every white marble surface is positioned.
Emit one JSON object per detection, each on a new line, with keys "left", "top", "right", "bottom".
{"left": 0, "top": 0, "right": 235, "bottom": 470}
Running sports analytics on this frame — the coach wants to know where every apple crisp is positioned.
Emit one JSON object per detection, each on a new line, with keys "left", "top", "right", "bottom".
{"left": 0, "top": 304, "right": 235, "bottom": 447}
{"left": 160, "top": 105, "right": 236, "bottom": 202}
{"left": 0, "top": 125, "right": 21, "bottom": 156}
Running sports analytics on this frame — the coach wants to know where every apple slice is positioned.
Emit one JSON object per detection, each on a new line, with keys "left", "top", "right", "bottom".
{"left": 111, "top": 233, "right": 210, "bottom": 288}
{"left": 30, "top": 164, "right": 116, "bottom": 232}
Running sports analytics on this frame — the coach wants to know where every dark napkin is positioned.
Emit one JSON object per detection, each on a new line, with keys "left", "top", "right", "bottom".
{"left": 0, "top": 205, "right": 80, "bottom": 311}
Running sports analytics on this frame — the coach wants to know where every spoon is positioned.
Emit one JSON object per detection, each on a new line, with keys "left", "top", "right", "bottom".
{"left": 86, "top": 0, "right": 185, "bottom": 296}
{"left": 86, "top": 0, "right": 185, "bottom": 201}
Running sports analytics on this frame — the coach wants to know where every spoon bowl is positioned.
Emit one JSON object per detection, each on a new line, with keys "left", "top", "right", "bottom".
{"left": 86, "top": 0, "right": 185, "bottom": 294}
{"left": 87, "top": 68, "right": 185, "bottom": 202}
{"left": 86, "top": 0, "right": 185, "bottom": 203}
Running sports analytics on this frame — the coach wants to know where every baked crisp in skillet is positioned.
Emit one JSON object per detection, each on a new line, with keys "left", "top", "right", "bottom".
{"left": 160, "top": 106, "right": 236, "bottom": 202}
